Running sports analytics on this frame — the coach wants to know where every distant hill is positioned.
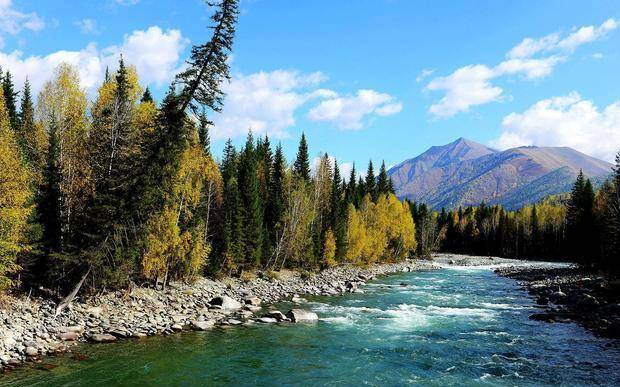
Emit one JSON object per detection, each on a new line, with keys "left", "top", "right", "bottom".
{"left": 388, "top": 138, "right": 613, "bottom": 209}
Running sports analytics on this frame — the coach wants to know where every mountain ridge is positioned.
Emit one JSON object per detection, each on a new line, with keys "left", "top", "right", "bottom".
{"left": 388, "top": 138, "right": 613, "bottom": 209}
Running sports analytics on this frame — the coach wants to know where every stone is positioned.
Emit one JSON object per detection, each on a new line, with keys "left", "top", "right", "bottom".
{"left": 265, "top": 310, "right": 287, "bottom": 321}
{"left": 244, "top": 296, "right": 262, "bottom": 306}
{"left": 60, "top": 332, "right": 79, "bottom": 341}
{"left": 60, "top": 325, "right": 84, "bottom": 334}
{"left": 90, "top": 333, "right": 117, "bottom": 343}
{"left": 210, "top": 296, "right": 243, "bottom": 310}
{"left": 171, "top": 324, "right": 183, "bottom": 332}
{"left": 25, "top": 346, "right": 38, "bottom": 357}
{"left": 286, "top": 309, "right": 319, "bottom": 323}
{"left": 191, "top": 320, "right": 215, "bottom": 331}
{"left": 86, "top": 306, "right": 103, "bottom": 318}
{"left": 257, "top": 317, "right": 278, "bottom": 323}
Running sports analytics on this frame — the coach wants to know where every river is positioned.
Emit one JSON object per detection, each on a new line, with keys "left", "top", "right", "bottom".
{"left": 3, "top": 264, "right": 619, "bottom": 386}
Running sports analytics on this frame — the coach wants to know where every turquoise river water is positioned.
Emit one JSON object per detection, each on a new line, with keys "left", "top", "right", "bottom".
{"left": 2, "top": 264, "right": 620, "bottom": 386}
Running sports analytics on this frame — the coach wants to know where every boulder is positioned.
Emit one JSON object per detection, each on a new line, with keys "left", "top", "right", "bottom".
{"left": 265, "top": 310, "right": 287, "bottom": 321}
{"left": 286, "top": 309, "right": 319, "bottom": 323}
{"left": 191, "top": 320, "right": 215, "bottom": 331}
{"left": 60, "top": 332, "right": 79, "bottom": 341}
{"left": 210, "top": 296, "right": 243, "bottom": 310}
{"left": 257, "top": 317, "right": 278, "bottom": 323}
{"left": 171, "top": 324, "right": 183, "bottom": 332}
{"left": 244, "top": 296, "right": 262, "bottom": 306}
{"left": 90, "top": 333, "right": 117, "bottom": 343}
{"left": 25, "top": 346, "right": 38, "bottom": 357}
{"left": 60, "top": 325, "right": 84, "bottom": 334}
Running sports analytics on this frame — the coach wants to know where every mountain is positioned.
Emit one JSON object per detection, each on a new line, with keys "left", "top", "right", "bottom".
{"left": 388, "top": 138, "right": 613, "bottom": 209}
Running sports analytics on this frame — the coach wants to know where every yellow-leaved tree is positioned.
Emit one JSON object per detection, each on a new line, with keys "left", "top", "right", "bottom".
{"left": 0, "top": 89, "right": 31, "bottom": 289}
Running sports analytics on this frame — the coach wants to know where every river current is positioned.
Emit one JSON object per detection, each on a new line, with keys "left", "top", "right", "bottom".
{"left": 3, "top": 264, "right": 619, "bottom": 386}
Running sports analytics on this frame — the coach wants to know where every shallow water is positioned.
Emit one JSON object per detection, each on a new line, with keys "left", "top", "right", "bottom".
{"left": 3, "top": 265, "right": 620, "bottom": 386}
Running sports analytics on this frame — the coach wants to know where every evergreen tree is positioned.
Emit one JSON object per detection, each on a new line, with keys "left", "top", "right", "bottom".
{"left": 197, "top": 110, "right": 211, "bottom": 155}
{"left": 267, "top": 143, "right": 286, "bottom": 246}
{"left": 2, "top": 71, "right": 19, "bottom": 131}
{"left": 238, "top": 132, "right": 263, "bottom": 266}
{"left": 293, "top": 132, "right": 311, "bottom": 182}
{"left": 377, "top": 161, "right": 391, "bottom": 195}
{"left": 17, "top": 79, "right": 42, "bottom": 169}
{"left": 330, "top": 161, "right": 347, "bottom": 260}
{"left": 365, "top": 160, "right": 376, "bottom": 200}
{"left": 345, "top": 163, "right": 358, "bottom": 206}
{"left": 141, "top": 86, "right": 154, "bottom": 103}
{"left": 41, "top": 115, "right": 63, "bottom": 253}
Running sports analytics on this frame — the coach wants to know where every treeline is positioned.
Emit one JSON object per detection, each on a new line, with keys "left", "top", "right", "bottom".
{"left": 0, "top": 0, "right": 418, "bottom": 296}
{"left": 421, "top": 167, "right": 620, "bottom": 270}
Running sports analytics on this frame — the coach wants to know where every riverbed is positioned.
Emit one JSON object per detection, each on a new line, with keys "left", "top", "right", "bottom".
{"left": 3, "top": 263, "right": 619, "bottom": 386}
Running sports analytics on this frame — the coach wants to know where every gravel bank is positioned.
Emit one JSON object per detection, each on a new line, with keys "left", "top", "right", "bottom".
{"left": 495, "top": 265, "right": 620, "bottom": 339}
{"left": 1, "top": 258, "right": 441, "bottom": 371}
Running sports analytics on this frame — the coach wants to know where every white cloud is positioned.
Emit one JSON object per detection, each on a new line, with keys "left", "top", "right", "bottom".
{"left": 214, "top": 71, "right": 402, "bottom": 139}
{"left": 416, "top": 68, "right": 434, "bottom": 83}
{"left": 0, "top": 26, "right": 188, "bottom": 97}
{"left": 490, "top": 92, "right": 620, "bottom": 162}
{"left": 0, "top": 0, "right": 44, "bottom": 45}
{"left": 592, "top": 52, "right": 604, "bottom": 59}
{"left": 307, "top": 89, "right": 402, "bottom": 130}
{"left": 74, "top": 19, "right": 100, "bottom": 35}
{"left": 427, "top": 18, "right": 618, "bottom": 118}
{"left": 213, "top": 70, "right": 327, "bottom": 140}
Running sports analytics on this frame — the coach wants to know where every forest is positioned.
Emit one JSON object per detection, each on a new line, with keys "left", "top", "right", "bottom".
{"left": 409, "top": 167, "right": 620, "bottom": 270}
{"left": 0, "top": 0, "right": 618, "bottom": 301}
{"left": 0, "top": 0, "right": 418, "bottom": 296}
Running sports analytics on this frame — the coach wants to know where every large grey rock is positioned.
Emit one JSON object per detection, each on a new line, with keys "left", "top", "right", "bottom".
{"left": 60, "top": 332, "right": 79, "bottom": 341}
{"left": 25, "top": 346, "right": 38, "bottom": 357}
{"left": 265, "top": 310, "right": 287, "bottom": 321}
{"left": 257, "top": 317, "right": 278, "bottom": 323}
{"left": 210, "top": 296, "right": 243, "bottom": 310}
{"left": 244, "top": 296, "right": 261, "bottom": 306}
{"left": 286, "top": 309, "right": 318, "bottom": 323}
{"left": 90, "top": 333, "right": 117, "bottom": 343}
{"left": 191, "top": 320, "right": 215, "bottom": 331}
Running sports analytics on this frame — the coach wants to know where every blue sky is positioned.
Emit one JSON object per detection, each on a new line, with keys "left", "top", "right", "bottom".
{"left": 1, "top": 0, "right": 619, "bottom": 174}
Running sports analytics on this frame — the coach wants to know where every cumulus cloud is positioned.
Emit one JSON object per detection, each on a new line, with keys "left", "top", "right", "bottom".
{"left": 74, "top": 18, "right": 100, "bottom": 35}
{"left": 307, "top": 89, "right": 402, "bottom": 130}
{"left": 427, "top": 18, "right": 617, "bottom": 118}
{"left": 213, "top": 71, "right": 402, "bottom": 139}
{"left": 0, "top": 26, "right": 188, "bottom": 96}
{"left": 416, "top": 68, "right": 434, "bottom": 83}
{"left": 212, "top": 70, "right": 327, "bottom": 140}
{"left": 490, "top": 92, "right": 620, "bottom": 162}
{"left": 0, "top": 0, "right": 44, "bottom": 45}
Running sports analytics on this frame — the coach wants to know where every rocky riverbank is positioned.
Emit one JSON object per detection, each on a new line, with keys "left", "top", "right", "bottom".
{"left": 495, "top": 265, "right": 620, "bottom": 339}
{"left": 1, "top": 258, "right": 442, "bottom": 371}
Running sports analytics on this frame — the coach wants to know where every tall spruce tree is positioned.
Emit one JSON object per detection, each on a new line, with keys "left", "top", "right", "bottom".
{"left": 345, "top": 163, "right": 358, "bottom": 206}
{"left": 238, "top": 132, "right": 263, "bottom": 266}
{"left": 197, "top": 110, "right": 211, "bottom": 155}
{"left": 365, "top": 160, "right": 376, "bottom": 200}
{"left": 293, "top": 132, "right": 311, "bottom": 183}
{"left": 2, "top": 71, "right": 19, "bottom": 131}
{"left": 330, "top": 161, "right": 347, "bottom": 260}
{"left": 41, "top": 115, "right": 63, "bottom": 253}
{"left": 17, "top": 79, "right": 40, "bottom": 168}
{"left": 141, "top": 87, "right": 153, "bottom": 103}
{"left": 377, "top": 161, "right": 391, "bottom": 195}
{"left": 267, "top": 143, "right": 286, "bottom": 246}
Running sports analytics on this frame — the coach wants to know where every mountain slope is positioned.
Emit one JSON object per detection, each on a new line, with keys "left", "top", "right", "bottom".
{"left": 388, "top": 138, "right": 612, "bottom": 209}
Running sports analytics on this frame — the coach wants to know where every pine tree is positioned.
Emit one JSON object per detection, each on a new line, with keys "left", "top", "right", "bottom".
{"left": 41, "top": 115, "right": 63, "bottom": 253}
{"left": 345, "top": 163, "right": 357, "bottom": 206}
{"left": 293, "top": 132, "right": 311, "bottom": 182}
{"left": 267, "top": 143, "right": 286, "bottom": 247}
{"left": 141, "top": 86, "right": 153, "bottom": 103}
{"left": 2, "top": 71, "right": 19, "bottom": 131}
{"left": 330, "top": 160, "right": 347, "bottom": 260}
{"left": 377, "top": 161, "right": 391, "bottom": 195}
{"left": 176, "top": 0, "right": 239, "bottom": 115}
{"left": 197, "top": 110, "right": 211, "bottom": 155}
{"left": 238, "top": 132, "right": 263, "bottom": 266}
{"left": 17, "top": 79, "right": 44, "bottom": 170}
{"left": 365, "top": 160, "right": 376, "bottom": 200}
